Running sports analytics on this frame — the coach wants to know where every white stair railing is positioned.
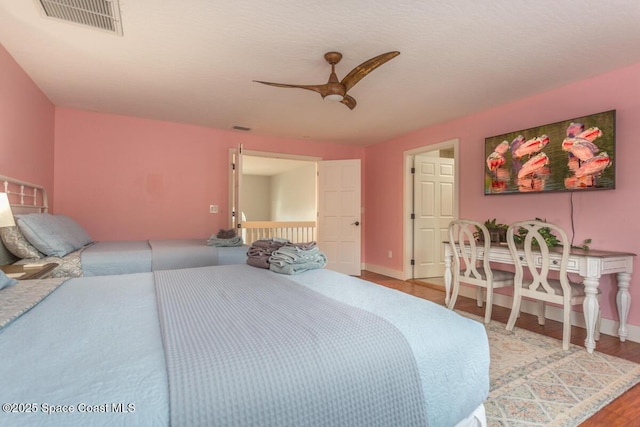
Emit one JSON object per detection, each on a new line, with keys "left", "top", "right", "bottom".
{"left": 241, "top": 221, "right": 316, "bottom": 244}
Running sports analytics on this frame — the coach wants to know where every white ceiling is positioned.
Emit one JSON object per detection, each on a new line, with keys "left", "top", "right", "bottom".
{"left": 2, "top": 1, "right": 640, "bottom": 147}
{"left": 242, "top": 155, "right": 314, "bottom": 176}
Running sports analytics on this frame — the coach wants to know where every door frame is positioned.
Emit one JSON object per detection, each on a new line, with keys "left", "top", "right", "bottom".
{"left": 403, "top": 139, "right": 460, "bottom": 280}
{"left": 228, "top": 148, "right": 321, "bottom": 227}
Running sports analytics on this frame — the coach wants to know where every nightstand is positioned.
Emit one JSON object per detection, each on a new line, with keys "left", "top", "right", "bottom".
{"left": 0, "top": 263, "right": 59, "bottom": 280}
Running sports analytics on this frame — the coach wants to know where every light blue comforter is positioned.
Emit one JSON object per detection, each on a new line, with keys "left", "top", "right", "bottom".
{"left": 81, "top": 240, "right": 152, "bottom": 276}
{"left": 287, "top": 268, "right": 490, "bottom": 426}
{"left": 155, "top": 266, "right": 428, "bottom": 427}
{"left": 0, "top": 266, "right": 489, "bottom": 426}
{"left": 80, "top": 240, "right": 248, "bottom": 276}
{"left": 0, "top": 274, "right": 169, "bottom": 426}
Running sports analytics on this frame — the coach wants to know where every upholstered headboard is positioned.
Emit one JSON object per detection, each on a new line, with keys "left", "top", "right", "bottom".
{"left": 0, "top": 174, "right": 48, "bottom": 265}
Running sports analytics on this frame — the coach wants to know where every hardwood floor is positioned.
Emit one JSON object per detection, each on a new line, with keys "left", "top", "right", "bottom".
{"left": 360, "top": 271, "right": 640, "bottom": 427}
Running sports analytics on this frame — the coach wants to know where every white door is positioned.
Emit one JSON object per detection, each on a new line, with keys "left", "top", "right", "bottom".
{"left": 413, "top": 154, "right": 454, "bottom": 278}
{"left": 230, "top": 145, "right": 244, "bottom": 230}
{"left": 318, "top": 159, "right": 361, "bottom": 276}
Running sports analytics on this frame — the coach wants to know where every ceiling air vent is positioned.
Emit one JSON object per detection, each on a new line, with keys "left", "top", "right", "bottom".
{"left": 35, "top": 0, "right": 123, "bottom": 36}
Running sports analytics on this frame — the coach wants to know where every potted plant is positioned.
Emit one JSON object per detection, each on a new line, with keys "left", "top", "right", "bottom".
{"left": 512, "top": 218, "right": 560, "bottom": 248}
{"left": 475, "top": 218, "right": 509, "bottom": 244}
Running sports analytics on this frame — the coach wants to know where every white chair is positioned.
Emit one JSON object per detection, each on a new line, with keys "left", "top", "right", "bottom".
{"left": 447, "top": 219, "right": 515, "bottom": 324}
{"left": 505, "top": 220, "right": 601, "bottom": 350}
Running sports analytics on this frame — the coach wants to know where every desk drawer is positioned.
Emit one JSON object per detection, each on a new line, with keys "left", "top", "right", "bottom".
{"left": 532, "top": 254, "right": 579, "bottom": 271}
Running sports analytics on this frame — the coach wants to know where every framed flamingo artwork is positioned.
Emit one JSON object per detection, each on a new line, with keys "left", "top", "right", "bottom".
{"left": 484, "top": 110, "right": 616, "bottom": 195}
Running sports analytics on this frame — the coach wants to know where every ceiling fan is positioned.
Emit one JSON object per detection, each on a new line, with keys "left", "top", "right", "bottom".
{"left": 254, "top": 51, "right": 400, "bottom": 110}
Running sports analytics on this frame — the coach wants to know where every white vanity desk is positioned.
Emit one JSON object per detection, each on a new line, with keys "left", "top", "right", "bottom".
{"left": 443, "top": 243, "right": 635, "bottom": 353}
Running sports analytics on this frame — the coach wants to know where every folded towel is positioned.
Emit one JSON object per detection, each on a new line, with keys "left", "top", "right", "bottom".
{"left": 216, "top": 228, "right": 237, "bottom": 239}
{"left": 246, "top": 238, "right": 290, "bottom": 269}
{"left": 207, "top": 235, "right": 243, "bottom": 247}
{"left": 268, "top": 242, "right": 327, "bottom": 274}
{"left": 247, "top": 255, "right": 270, "bottom": 269}
{"left": 269, "top": 253, "right": 327, "bottom": 275}
{"left": 246, "top": 247, "right": 269, "bottom": 257}
{"left": 251, "top": 238, "right": 289, "bottom": 249}
{"left": 268, "top": 246, "right": 322, "bottom": 267}
{"left": 288, "top": 241, "right": 317, "bottom": 250}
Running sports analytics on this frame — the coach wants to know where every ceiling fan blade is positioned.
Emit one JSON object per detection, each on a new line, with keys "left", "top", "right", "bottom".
{"left": 340, "top": 51, "right": 400, "bottom": 92}
{"left": 341, "top": 95, "right": 357, "bottom": 110}
{"left": 253, "top": 80, "right": 327, "bottom": 96}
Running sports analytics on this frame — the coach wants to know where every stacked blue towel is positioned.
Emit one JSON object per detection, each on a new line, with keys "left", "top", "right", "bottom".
{"left": 207, "top": 235, "right": 243, "bottom": 247}
{"left": 246, "top": 238, "right": 289, "bottom": 269}
{"left": 269, "top": 242, "right": 327, "bottom": 275}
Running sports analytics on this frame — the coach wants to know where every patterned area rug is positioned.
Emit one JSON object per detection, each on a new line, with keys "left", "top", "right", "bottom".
{"left": 462, "top": 313, "right": 640, "bottom": 426}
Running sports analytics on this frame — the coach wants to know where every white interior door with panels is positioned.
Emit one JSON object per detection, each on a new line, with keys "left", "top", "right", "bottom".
{"left": 412, "top": 152, "right": 455, "bottom": 278}
{"left": 402, "top": 138, "right": 460, "bottom": 279}
{"left": 318, "top": 159, "right": 361, "bottom": 276}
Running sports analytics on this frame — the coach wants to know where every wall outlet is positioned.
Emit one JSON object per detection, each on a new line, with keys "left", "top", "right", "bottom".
{"left": 388, "top": 250, "right": 392, "bottom": 258}
{"left": 209, "top": 205, "right": 218, "bottom": 214}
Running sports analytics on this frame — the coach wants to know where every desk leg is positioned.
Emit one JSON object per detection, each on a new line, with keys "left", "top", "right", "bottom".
{"left": 616, "top": 272, "right": 631, "bottom": 342}
{"left": 444, "top": 254, "right": 452, "bottom": 306}
{"left": 582, "top": 277, "right": 600, "bottom": 354}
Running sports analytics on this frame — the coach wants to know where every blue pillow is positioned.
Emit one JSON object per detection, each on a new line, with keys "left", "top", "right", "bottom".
{"left": 16, "top": 214, "right": 93, "bottom": 257}
{"left": 55, "top": 215, "right": 93, "bottom": 248}
{"left": 0, "top": 270, "right": 18, "bottom": 290}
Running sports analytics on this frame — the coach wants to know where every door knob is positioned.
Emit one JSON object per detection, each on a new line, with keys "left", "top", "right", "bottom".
{"left": 352, "top": 221, "right": 360, "bottom": 226}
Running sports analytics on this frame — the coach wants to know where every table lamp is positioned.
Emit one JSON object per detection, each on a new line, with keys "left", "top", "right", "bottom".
{"left": 0, "top": 192, "right": 16, "bottom": 228}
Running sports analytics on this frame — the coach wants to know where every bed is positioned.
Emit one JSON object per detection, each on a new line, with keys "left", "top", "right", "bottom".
{"left": 10, "top": 238, "right": 248, "bottom": 278}
{"left": 0, "top": 264, "right": 490, "bottom": 427}
{"left": 0, "top": 174, "right": 248, "bottom": 277}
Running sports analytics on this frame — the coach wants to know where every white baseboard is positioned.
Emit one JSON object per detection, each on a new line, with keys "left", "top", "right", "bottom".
{"left": 453, "top": 284, "right": 640, "bottom": 344}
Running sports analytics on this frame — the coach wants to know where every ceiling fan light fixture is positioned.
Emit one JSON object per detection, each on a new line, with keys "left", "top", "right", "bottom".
{"left": 324, "top": 94, "right": 344, "bottom": 102}
{"left": 254, "top": 51, "right": 400, "bottom": 110}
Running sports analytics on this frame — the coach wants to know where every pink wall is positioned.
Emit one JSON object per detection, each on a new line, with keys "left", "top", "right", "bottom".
{"left": 0, "top": 44, "right": 55, "bottom": 201}
{"left": 365, "top": 62, "right": 640, "bottom": 325}
{"left": 54, "top": 108, "right": 365, "bottom": 241}
{"left": 6, "top": 35, "right": 639, "bottom": 327}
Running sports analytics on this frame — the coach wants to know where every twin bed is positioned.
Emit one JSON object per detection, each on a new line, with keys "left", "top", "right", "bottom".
{"left": 18, "top": 238, "right": 248, "bottom": 278}
{"left": 0, "top": 175, "right": 490, "bottom": 427}
{"left": 0, "top": 174, "right": 247, "bottom": 277}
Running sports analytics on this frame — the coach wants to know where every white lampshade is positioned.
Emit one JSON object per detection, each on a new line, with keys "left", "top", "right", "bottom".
{"left": 0, "top": 193, "right": 16, "bottom": 228}
{"left": 324, "top": 94, "right": 344, "bottom": 102}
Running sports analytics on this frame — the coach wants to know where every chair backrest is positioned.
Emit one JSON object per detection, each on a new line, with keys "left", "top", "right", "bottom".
{"left": 506, "top": 220, "right": 571, "bottom": 297}
{"left": 448, "top": 219, "right": 493, "bottom": 285}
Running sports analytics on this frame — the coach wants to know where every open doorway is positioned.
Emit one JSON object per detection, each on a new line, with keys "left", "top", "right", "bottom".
{"left": 241, "top": 155, "right": 317, "bottom": 222}
{"left": 229, "top": 149, "right": 363, "bottom": 275}
{"left": 403, "top": 139, "right": 459, "bottom": 280}
{"left": 228, "top": 148, "right": 320, "bottom": 243}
